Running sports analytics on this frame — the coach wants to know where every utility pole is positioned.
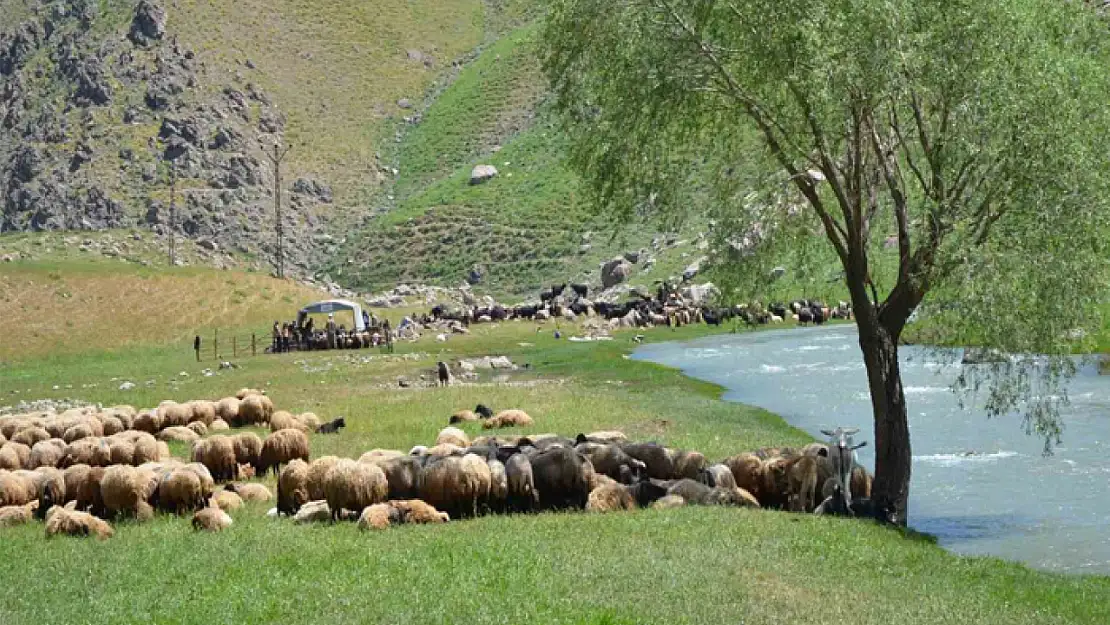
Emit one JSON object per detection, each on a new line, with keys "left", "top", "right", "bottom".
{"left": 167, "top": 162, "right": 177, "bottom": 267}
{"left": 263, "top": 141, "right": 292, "bottom": 279}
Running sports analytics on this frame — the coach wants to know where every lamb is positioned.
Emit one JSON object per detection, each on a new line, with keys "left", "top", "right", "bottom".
{"left": 357, "top": 502, "right": 399, "bottom": 530}
{"left": 586, "top": 482, "right": 635, "bottom": 513}
{"left": 482, "top": 410, "right": 534, "bottom": 430}
{"left": 474, "top": 404, "right": 494, "bottom": 419}
{"left": 157, "top": 466, "right": 210, "bottom": 514}
{"left": 13, "top": 426, "right": 50, "bottom": 447}
{"left": 418, "top": 453, "right": 492, "bottom": 519}
{"left": 231, "top": 432, "right": 263, "bottom": 471}
{"left": 210, "top": 489, "right": 243, "bottom": 512}
{"left": 192, "top": 507, "right": 234, "bottom": 532}
{"left": 44, "top": 506, "right": 114, "bottom": 540}
{"left": 324, "top": 459, "right": 388, "bottom": 521}
{"left": 100, "top": 465, "right": 155, "bottom": 520}
{"left": 215, "top": 397, "right": 241, "bottom": 425}
{"left": 529, "top": 447, "right": 594, "bottom": 511}
{"left": 258, "top": 429, "right": 310, "bottom": 476}
{"left": 315, "top": 418, "right": 346, "bottom": 434}
{"left": 157, "top": 426, "right": 200, "bottom": 443}
{"left": 357, "top": 499, "right": 449, "bottom": 530}
{"left": 277, "top": 459, "right": 310, "bottom": 515}
{"left": 0, "top": 501, "right": 36, "bottom": 527}
{"left": 436, "top": 426, "right": 471, "bottom": 448}
{"left": 225, "top": 482, "right": 272, "bottom": 502}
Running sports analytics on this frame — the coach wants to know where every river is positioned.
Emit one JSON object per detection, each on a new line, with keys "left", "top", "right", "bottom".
{"left": 633, "top": 325, "right": 1110, "bottom": 574}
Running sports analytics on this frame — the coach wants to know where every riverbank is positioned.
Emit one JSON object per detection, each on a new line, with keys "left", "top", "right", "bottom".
{"left": 2, "top": 320, "right": 1108, "bottom": 624}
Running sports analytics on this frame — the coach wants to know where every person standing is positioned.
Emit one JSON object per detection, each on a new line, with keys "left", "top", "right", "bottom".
{"left": 326, "top": 314, "right": 337, "bottom": 350}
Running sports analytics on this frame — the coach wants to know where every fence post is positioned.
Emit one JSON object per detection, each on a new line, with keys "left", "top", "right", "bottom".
{"left": 214, "top": 329, "right": 219, "bottom": 362}
{"left": 252, "top": 334, "right": 256, "bottom": 356}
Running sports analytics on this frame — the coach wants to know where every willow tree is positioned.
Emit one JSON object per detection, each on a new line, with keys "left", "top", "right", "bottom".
{"left": 543, "top": 0, "right": 1110, "bottom": 523}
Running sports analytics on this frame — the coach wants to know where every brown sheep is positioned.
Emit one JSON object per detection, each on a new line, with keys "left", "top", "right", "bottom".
{"left": 392, "top": 499, "right": 450, "bottom": 524}
{"left": 0, "top": 470, "right": 37, "bottom": 506}
{"left": 450, "top": 410, "right": 478, "bottom": 424}
{"left": 157, "top": 467, "right": 209, "bottom": 514}
{"left": 324, "top": 459, "right": 388, "bottom": 521}
{"left": 226, "top": 483, "right": 272, "bottom": 503}
{"left": 33, "top": 467, "right": 66, "bottom": 518}
{"left": 44, "top": 506, "right": 114, "bottom": 540}
{"left": 0, "top": 443, "right": 26, "bottom": 469}
{"left": 418, "top": 453, "right": 493, "bottom": 520}
{"left": 307, "top": 456, "right": 342, "bottom": 501}
{"left": 586, "top": 482, "right": 636, "bottom": 513}
{"left": 357, "top": 502, "right": 399, "bottom": 530}
{"left": 133, "top": 410, "right": 163, "bottom": 434}
{"left": 187, "top": 401, "right": 217, "bottom": 426}
{"left": 235, "top": 388, "right": 265, "bottom": 400}
{"left": 237, "top": 395, "right": 272, "bottom": 427}
{"left": 269, "top": 411, "right": 304, "bottom": 433}
{"left": 277, "top": 459, "right": 310, "bottom": 515}
{"left": 66, "top": 465, "right": 105, "bottom": 516}
{"left": 482, "top": 409, "right": 534, "bottom": 430}
{"left": 215, "top": 398, "right": 241, "bottom": 425}
{"left": 210, "top": 490, "right": 243, "bottom": 512}
{"left": 192, "top": 506, "right": 234, "bottom": 532}
{"left": 100, "top": 465, "right": 155, "bottom": 520}
{"left": 258, "top": 429, "right": 310, "bottom": 476}
{"left": 13, "top": 426, "right": 51, "bottom": 447}
{"left": 505, "top": 453, "right": 538, "bottom": 513}
{"left": 157, "top": 426, "right": 200, "bottom": 444}
{"left": 209, "top": 419, "right": 230, "bottom": 432}
{"left": 298, "top": 413, "right": 321, "bottom": 430}
{"left": 131, "top": 432, "right": 162, "bottom": 465}
{"left": 62, "top": 438, "right": 110, "bottom": 468}
{"left": 704, "top": 464, "right": 738, "bottom": 490}
{"left": 231, "top": 432, "right": 263, "bottom": 471}
{"left": 0, "top": 501, "right": 37, "bottom": 527}
{"left": 191, "top": 436, "right": 238, "bottom": 483}
{"left": 436, "top": 426, "right": 471, "bottom": 448}
{"left": 671, "top": 450, "right": 707, "bottom": 480}
{"left": 158, "top": 402, "right": 191, "bottom": 428}
{"left": 651, "top": 494, "right": 686, "bottom": 509}
{"left": 619, "top": 443, "right": 673, "bottom": 480}
{"left": 186, "top": 421, "right": 209, "bottom": 437}
{"left": 29, "top": 439, "right": 67, "bottom": 469}
{"left": 851, "top": 466, "right": 872, "bottom": 500}
{"left": 787, "top": 455, "right": 819, "bottom": 512}
{"left": 724, "top": 454, "right": 764, "bottom": 503}
{"left": 98, "top": 415, "right": 125, "bottom": 436}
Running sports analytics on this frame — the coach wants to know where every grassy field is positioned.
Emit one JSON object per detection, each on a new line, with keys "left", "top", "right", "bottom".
{"left": 1, "top": 319, "right": 1108, "bottom": 625}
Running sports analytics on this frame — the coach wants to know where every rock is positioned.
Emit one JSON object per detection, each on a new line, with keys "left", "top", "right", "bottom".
{"left": 397, "top": 98, "right": 412, "bottom": 109}
{"left": 469, "top": 164, "right": 498, "bottom": 185}
{"left": 623, "top": 250, "right": 641, "bottom": 264}
{"left": 601, "top": 257, "right": 633, "bottom": 289}
{"left": 128, "top": 0, "right": 167, "bottom": 46}
{"left": 197, "top": 239, "right": 218, "bottom": 252}
{"left": 683, "top": 258, "right": 706, "bottom": 282}
{"left": 770, "top": 266, "right": 786, "bottom": 281}
{"left": 683, "top": 283, "right": 719, "bottom": 305}
{"left": 466, "top": 267, "right": 482, "bottom": 285}
{"left": 579, "top": 244, "right": 592, "bottom": 254}
{"left": 119, "top": 381, "right": 135, "bottom": 391}
{"left": 292, "top": 178, "right": 332, "bottom": 203}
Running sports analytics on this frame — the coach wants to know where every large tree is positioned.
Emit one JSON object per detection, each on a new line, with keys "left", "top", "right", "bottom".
{"left": 543, "top": 0, "right": 1110, "bottom": 523}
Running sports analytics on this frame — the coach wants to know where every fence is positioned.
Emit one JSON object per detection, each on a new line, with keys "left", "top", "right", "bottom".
{"left": 192, "top": 329, "right": 264, "bottom": 362}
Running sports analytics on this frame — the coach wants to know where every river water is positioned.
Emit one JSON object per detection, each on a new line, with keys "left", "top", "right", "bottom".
{"left": 633, "top": 325, "right": 1110, "bottom": 574}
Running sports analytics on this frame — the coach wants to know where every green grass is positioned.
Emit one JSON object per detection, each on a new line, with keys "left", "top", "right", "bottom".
{"left": 1, "top": 320, "right": 1108, "bottom": 624}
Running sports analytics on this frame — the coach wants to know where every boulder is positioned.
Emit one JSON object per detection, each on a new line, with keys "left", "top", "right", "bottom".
{"left": 601, "top": 258, "right": 632, "bottom": 289}
{"left": 624, "top": 250, "right": 641, "bottom": 264}
{"left": 683, "top": 258, "right": 706, "bottom": 282}
{"left": 684, "top": 283, "right": 719, "bottom": 305}
{"left": 770, "top": 266, "right": 786, "bottom": 280}
{"left": 469, "top": 165, "right": 498, "bottom": 185}
{"left": 128, "top": 0, "right": 167, "bottom": 46}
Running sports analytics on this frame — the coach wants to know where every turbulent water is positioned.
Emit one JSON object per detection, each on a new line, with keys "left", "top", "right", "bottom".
{"left": 634, "top": 325, "right": 1110, "bottom": 574}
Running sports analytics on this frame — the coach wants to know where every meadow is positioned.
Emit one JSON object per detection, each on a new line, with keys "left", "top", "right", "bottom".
{"left": 2, "top": 318, "right": 1107, "bottom": 625}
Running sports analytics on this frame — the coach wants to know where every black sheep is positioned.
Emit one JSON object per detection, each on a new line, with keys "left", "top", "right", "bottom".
{"left": 315, "top": 418, "right": 346, "bottom": 434}
{"left": 475, "top": 404, "right": 494, "bottom": 419}
{"left": 570, "top": 283, "right": 589, "bottom": 298}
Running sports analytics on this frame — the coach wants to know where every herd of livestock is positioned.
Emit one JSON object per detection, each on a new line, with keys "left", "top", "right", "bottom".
{"left": 0, "top": 385, "right": 884, "bottom": 538}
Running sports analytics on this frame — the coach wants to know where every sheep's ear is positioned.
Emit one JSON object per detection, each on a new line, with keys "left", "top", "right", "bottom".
{"left": 844, "top": 428, "right": 860, "bottom": 435}
{"left": 852, "top": 441, "right": 868, "bottom": 450}
{"left": 817, "top": 447, "right": 829, "bottom": 457}
{"left": 820, "top": 429, "right": 835, "bottom": 437}
{"left": 575, "top": 434, "right": 588, "bottom": 445}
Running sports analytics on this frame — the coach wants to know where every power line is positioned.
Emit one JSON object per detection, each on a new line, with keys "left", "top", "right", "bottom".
{"left": 263, "top": 141, "right": 293, "bottom": 279}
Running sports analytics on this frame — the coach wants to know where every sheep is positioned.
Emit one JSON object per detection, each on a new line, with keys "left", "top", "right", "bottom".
{"left": 186, "top": 421, "right": 209, "bottom": 437}
{"left": 231, "top": 432, "right": 263, "bottom": 471}
{"left": 358, "top": 449, "right": 404, "bottom": 463}
{"left": 277, "top": 459, "right": 310, "bottom": 516}
{"left": 787, "top": 455, "right": 819, "bottom": 512}
{"left": 0, "top": 501, "right": 36, "bottom": 527}
{"left": 192, "top": 506, "right": 234, "bottom": 532}
{"left": 436, "top": 426, "right": 470, "bottom": 448}
{"left": 298, "top": 413, "right": 321, "bottom": 430}
{"left": 475, "top": 404, "right": 494, "bottom": 419}
{"left": 209, "top": 419, "right": 230, "bottom": 432}
{"left": 575, "top": 440, "right": 646, "bottom": 483}
{"left": 293, "top": 500, "right": 331, "bottom": 524}
{"left": 703, "top": 464, "right": 738, "bottom": 490}
{"left": 158, "top": 402, "right": 191, "bottom": 428}
{"left": 486, "top": 458, "right": 508, "bottom": 514}
{"left": 133, "top": 410, "right": 162, "bottom": 434}
{"left": 724, "top": 453, "right": 764, "bottom": 503}
{"left": 357, "top": 499, "right": 449, "bottom": 530}
{"left": 360, "top": 454, "right": 420, "bottom": 500}
{"left": 529, "top": 447, "right": 594, "bottom": 511}
{"left": 418, "top": 453, "right": 492, "bottom": 520}
{"left": 99, "top": 415, "right": 125, "bottom": 436}
{"left": 436, "top": 361, "right": 452, "bottom": 386}
{"left": 191, "top": 435, "right": 238, "bottom": 482}
{"left": 66, "top": 465, "right": 105, "bottom": 516}
{"left": 226, "top": 483, "right": 272, "bottom": 503}
{"left": 619, "top": 442, "right": 674, "bottom": 480}
{"left": 482, "top": 410, "right": 534, "bottom": 430}
{"left": 651, "top": 494, "right": 687, "bottom": 509}
{"left": 29, "top": 439, "right": 66, "bottom": 469}
{"left": 187, "top": 400, "right": 217, "bottom": 426}
{"left": 157, "top": 426, "right": 200, "bottom": 444}
{"left": 157, "top": 467, "right": 209, "bottom": 514}
{"left": 582, "top": 431, "right": 628, "bottom": 443}
{"left": 100, "top": 465, "right": 155, "bottom": 520}
{"left": 235, "top": 388, "right": 265, "bottom": 400}
{"left": 450, "top": 410, "right": 478, "bottom": 424}
{"left": 302, "top": 455, "right": 341, "bottom": 501}
{"left": 13, "top": 426, "right": 50, "bottom": 447}
{"left": 258, "top": 429, "right": 310, "bottom": 476}
{"left": 210, "top": 489, "right": 243, "bottom": 513}
{"left": 237, "top": 395, "right": 272, "bottom": 427}
{"left": 505, "top": 453, "right": 538, "bottom": 513}
{"left": 586, "top": 482, "right": 635, "bottom": 513}
{"left": 44, "top": 506, "right": 114, "bottom": 540}
{"left": 215, "top": 398, "right": 241, "bottom": 425}
{"left": 62, "top": 438, "right": 110, "bottom": 468}
{"left": 0, "top": 470, "right": 36, "bottom": 506}
{"left": 671, "top": 449, "right": 707, "bottom": 480}
{"left": 358, "top": 503, "right": 400, "bottom": 530}
{"left": 269, "top": 411, "right": 305, "bottom": 433}
{"left": 0, "top": 442, "right": 27, "bottom": 469}
{"left": 130, "top": 432, "right": 162, "bottom": 465}
{"left": 324, "top": 459, "right": 388, "bottom": 521}
{"left": 666, "top": 479, "right": 760, "bottom": 508}
{"left": 185, "top": 462, "right": 217, "bottom": 495}
{"left": 315, "top": 418, "right": 346, "bottom": 434}
{"left": 33, "top": 467, "right": 65, "bottom": 519}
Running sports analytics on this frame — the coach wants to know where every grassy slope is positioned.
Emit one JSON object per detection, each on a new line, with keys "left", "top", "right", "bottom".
{"left": 0, "top": 258, "right": 325, "bottom": 361}
{"left": 1, "top": 322, "right": 1108, "bottom": 624}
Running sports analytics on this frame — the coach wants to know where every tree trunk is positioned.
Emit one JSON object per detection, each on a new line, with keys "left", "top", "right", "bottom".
{"left": 857, "top": 316, "right": 912, "bottom": 526}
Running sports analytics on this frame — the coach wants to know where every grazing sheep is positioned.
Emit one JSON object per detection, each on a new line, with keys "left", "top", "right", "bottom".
{"left": 306, "top": 456, "right": 342, "bottom": 501}
{"left": 486, "top": 458, "right": 508, "bottom": 514}
{"left": 0, "top": 501, "right": 36, "bottom": 527}
{"left": 62, "top": 438, "right": 110, "bottom": 468}
{"left": 236, "top": 395, "right": 270, "bottom": 427}
{"left": 436, "top": 426, "right": 471, "bottom": 448}
{"left": 724, "top": 454, "right": 764, "bottom": 503}
{"left": 0, "top": 470, "right": 36, "bottom": 506}
{"left": 277, "top": 459, "right": 310, "bottom": 516}
{"left": 258, "top": 429, "right": 310, "bottom": 476}
{"left": 99, "top": 415, "right": 125, "bottom": 436}
{"left": 851, "top": 466, "right": 872, "bottom": 499}
{"left": 361, "top": 454, "right": 421, "bottom": 500}
{"left": 215, "top": 398, "right": 241, "bottom": 425}
{"left": 269, "top": 411, "right": 305, "bottom": 433}
{"left": 158, "top": 402, "right": 191, "bottom": 428}
{"left": 187, "top": 401, "right": 217, "bottom": 426}
{"left": 133, "top": 410, "right": 162, "bottom": 434}
{"left": 802, "top": 442, "right": 829, "bottom": 458}
{"left": 66, "top": 465, "right": 105, "bottom": 516}
{"left": 226, "top": 483, "right": 272, "bottom": 503}
{"left": 504, "top": 453, "right": 538, "bottom": 513}
{"left": 450, "top": 410, "right": 478, "bottom": 424}
{"left": 671, "top": 450, "right": 707, "bottom": 480}
{"left": 192, "top": 507, "right": 233, "bottom": 532}
{"left": 358, "top": 502, "right": 400, "bottom": 530}
{"left": 44, "top": 506, "right": 114, "bottom": 540}
{"left": 358, "top": 449, "right": 404, "bottom": 463}
{"left": 619, "top": 443, "right": 674, "bottom": 480}
{"left": 530, "top": 447, "right": 594, "bottom": 511}
{"left": 235, "top": 388, "right": 265, "bottom": 400}
{"left": 157, "top": 467, "right": 210, "bottom": 514}
{"left": 29, "top": 439, "right": 66, "bottom": 469}
{"left": 482, "top": 410, "right": 534, "bottom": 430}
{"left": 157, "top": 426, "right": 200, "bottom": 444}
{"left": 210, "top": 489, "right": 243, "bottom": 512}
{"left": 666, "top": 479, "right": 758, "bottom": 507}
{"left": 61, "top": 423, "right": 95, "bottom": 445}
{"left": 298, "top": 413, "right": 322, "bottom": 430}
{"left": 418, "top": 453, "right": 492, "bottom": 519}
{"left": 107, "top": 438, "right": 135, "bottom": 466}
{"left": 231, "top": 433, "right": 263, "bottom": 471}
{"left": 100, "top": 465, "right": 155, "bottom": 520}
{"left": 436, "top": 361, "right": 452, "bottom": 386}
{"left": 475, "top": 404, "right": 494, "bottom": 419}
{"left": 0, "top": 442, "right": 27, "bottom": 469}
{"left": 703, "top": 464, "right": 738, "bottom": 490}
{"left": 209, "top": 419, "right": 230, "bottom": 432}
{"left": 315, "top": 418, "right": 346, "bottom": 434}
{"left": 651, "top": 494, "right": 686, "bottom": 509}
{"left": 586, "top": 482, "right": 635, "bottom": 513}
{"left": 575, "top": 440, "right": 646, "bottom": 483}
{"left": 582, "top": 431, "right": 628, "bottom": 443}
{"left": 33, "top": 467, "right": 65, "bottom": 519}
{"left": 186, "top": 422, "right": 209, "bottom": 437}
{"left": 291, "top": 500, "right": 331, "bottom": 523}
{"left": 324, "top": 459, "right": 388, "bottom": 521}
{"left": 13, "top": 426, "right": 50, "bottom": 447}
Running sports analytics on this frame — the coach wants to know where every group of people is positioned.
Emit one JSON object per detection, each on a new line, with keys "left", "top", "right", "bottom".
{"left": 271, "top": 311, "right": 394, "bottom": 353}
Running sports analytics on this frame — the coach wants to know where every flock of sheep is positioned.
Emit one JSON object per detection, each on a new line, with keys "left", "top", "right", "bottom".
{"left": 0, "top": 387, "right": 878, "bottom": 540}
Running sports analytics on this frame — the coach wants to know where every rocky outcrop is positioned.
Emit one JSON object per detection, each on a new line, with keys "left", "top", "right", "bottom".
{"left": 128, "top": 1, "right": 166, "bottom": 46}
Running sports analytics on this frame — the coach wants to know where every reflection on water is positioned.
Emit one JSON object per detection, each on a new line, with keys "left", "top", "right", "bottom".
{"left": 634, "top": 325, "right": 1110, "bottom": 574}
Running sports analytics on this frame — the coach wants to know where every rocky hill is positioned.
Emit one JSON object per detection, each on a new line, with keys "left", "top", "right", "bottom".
{"left": 0, "top": 0, "right": 705, "bottom": 297}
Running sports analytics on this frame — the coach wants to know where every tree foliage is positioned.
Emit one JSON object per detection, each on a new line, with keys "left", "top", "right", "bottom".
{"left": 543, "top": 0, "right": 1110, "bottom": 451}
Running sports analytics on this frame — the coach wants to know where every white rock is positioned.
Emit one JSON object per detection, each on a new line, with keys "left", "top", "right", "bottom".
{"left": 469, "top": 164, "right": 498, "bottom": 185}
{"left": 119, "top": 381, "right": 136, "bottom": 391}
